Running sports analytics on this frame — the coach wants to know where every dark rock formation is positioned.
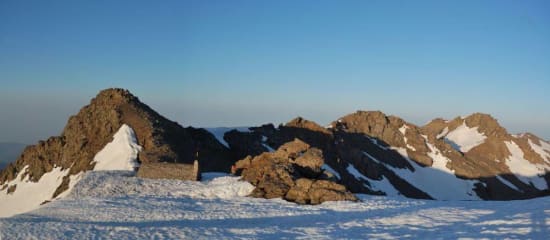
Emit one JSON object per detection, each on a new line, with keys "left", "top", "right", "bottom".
{"left": 232, "top": 139, "right": 358, "bottom": 204}
{"left": 225, "top": 111, "right": 550, "bottom": 200}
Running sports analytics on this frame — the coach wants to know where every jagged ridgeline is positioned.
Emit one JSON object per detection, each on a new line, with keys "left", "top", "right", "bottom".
{"left": 2, "top": 88, "right": 550, "bottom": 218}
{"left": 225, "top": 112, "right": 550, "bottom": 200}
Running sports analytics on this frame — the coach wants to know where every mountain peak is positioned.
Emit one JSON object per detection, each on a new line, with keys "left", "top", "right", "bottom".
{"left": 463, "top": 112, "right": 498, "bottom": 125}
{"left": 0, "top": 88, "right": 232, "bottom": 217}
{"left": 92, "top": 88, "right": 139, "bottom": 105}
{"left": 332, "top": 110, "right": 410, "bottom": 148}
{"left": 285, "top": 117, "right": 328, "bottom": 133}
{"left": 462, "top": 113, "right": 508, "bottom": 138}
{"left": 336, "top": 110, "right": 407, "bottom": 130}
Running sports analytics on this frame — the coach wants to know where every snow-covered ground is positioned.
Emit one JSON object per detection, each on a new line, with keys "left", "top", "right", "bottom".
{"left": 1, "top": 171, "right": 548, "bottom": 239}
{"left": 0, "top": 124, "right": 142, "bottom": 218}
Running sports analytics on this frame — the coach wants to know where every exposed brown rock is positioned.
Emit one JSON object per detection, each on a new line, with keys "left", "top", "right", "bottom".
{"left": 286, "top": 117, "right": 331, "bottom": 135}
{"left": 3, "top": 87, "right": 546, "bottom": 203}
{"left": 7, "top": 185, "right": 16, "bottom": 194}
{"left": 227, "top": 111, "right": 550, "bottom": 200}
{"left": 285, "top": 178, "right": 356, "bottom": 204}
{"left": 464, "top": 113, "right": 508, "bottom": 139}
{"left": 0, "top": 88, "right": 232, "bottom": 199}
{"left": 334, "top": 111, "right": 406, "bottom": 148}
{"left": 422, "top": 118, "right": 449, "bottom": 137}
{"left": 234, "top": 139, "right": 358, "bottom": 204}
{"left": 514, "top": 134, "right": 548, "bottom": 165}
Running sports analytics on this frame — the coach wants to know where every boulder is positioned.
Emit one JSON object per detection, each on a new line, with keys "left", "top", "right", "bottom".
{"left": 233, "top": 138, "right": 358, "bottom": 204}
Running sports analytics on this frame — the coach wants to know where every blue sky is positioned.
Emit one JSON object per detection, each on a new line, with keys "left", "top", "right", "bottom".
{"left": 1, "top": 0, "right": 549, "bottom": 143}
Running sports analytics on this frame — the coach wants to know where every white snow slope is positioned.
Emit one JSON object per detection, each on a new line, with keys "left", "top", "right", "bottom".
{"left": 0, "top": 165, "right": 68, "bottom": 218}
{"left": 205, "top": 127, "right": 251, "bottom": 148}
{"left": 0, "top": 124, "right": 141, "bottom": 218}
{"left": 92, "top": 124, "right": 142, "bottom": 171}
{"left": 443, "top": 122, "right": 487, "bottom": 152}
{"left": 1, "top": 171, "right": 548, "bottom": 239}
{"left": 504, "top": 141, "right": 549, "bottom": 190}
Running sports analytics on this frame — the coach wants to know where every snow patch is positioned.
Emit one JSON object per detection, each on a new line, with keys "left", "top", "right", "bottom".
{"left": 201, "top": 172, "right": 231, "bottom": 181}
{"left": 368, "top": 147, "right": 480, "bottom": 200}
{"left": 370, "top": 176, "right": 401, "bottom": 196}
{"left": 261, "top": 135, "right": 275, "bottom": 152}
{"left": 262, "top": 143, "right": 275, "bottom": 152}
{"left": 504, "top": 141, "right": 548, "bottom": 190}
{"left": 366, "top": 136, "right": 388, "bottom": 150}
{"left": 346, "top": 162, "right": 399, "bottom": 196}
{"left": 205, "top": 127, "right": 251, "bottom": 148}
{"left": 398, "top": 124, "right": 408, "bottom": 135}
{"left": 436, "top": 127, "right": 449, "bottom": 139}
{"left": 424, "top": 136, "right": 454, "bottom": 174}
{"left": 399, "top": 125, "right": 416, "bottom": 151}
{"left": 495, "top": 176, "right": 521, "bottom": 192}
{"left": 0, "top": 165, "right": 69, "bottom": 218}
{"left": 92, "top": 124, "right": 141, "bottom": 171}
{"left": 444, "top": 122, "right": 487, "bottom": 152}
{"left": 321, "top": 164, "right": 341, "bottom": 179}
{"left": 346, "top": 163, "right": 367, "bottom": 181}
{"left": 528, "top": 139, "right": 550, "bottom": 164}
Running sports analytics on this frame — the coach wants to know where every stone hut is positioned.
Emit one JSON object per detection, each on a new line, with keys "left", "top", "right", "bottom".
{"left": 137, "top": 160, "right": 201, "bottom": 181}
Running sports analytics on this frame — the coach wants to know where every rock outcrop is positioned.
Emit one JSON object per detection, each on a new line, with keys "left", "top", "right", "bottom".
{"left": 225, "top": 111, "right": 550, "bottom": 200}
{"left": 2, "top": 87, "right": 549, "bottom": 212}
{"left": 232, "top": 139, "right": 357, "bottom": 204}
{"left": 0, "top": 88, "right": 233, "bottom": 217}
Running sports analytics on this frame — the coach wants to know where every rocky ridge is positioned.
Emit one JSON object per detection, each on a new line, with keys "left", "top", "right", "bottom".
{"left": 1, "top": 88, "right": 549, "bottom": 218}
{"left": 0, "top": 88, "right": 231, "bottom": 209}
{"left": 226, "top": 111, "right": 550, "bottom": 200}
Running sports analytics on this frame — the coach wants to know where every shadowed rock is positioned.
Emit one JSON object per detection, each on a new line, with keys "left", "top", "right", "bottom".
{"left": 233, "top": 139, "right": 358, "bottom": 204}
{"left": 0, "top": 88, "right": 231, "bottom": 199}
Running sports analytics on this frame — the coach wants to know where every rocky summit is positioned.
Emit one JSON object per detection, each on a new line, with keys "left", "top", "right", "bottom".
{"left": 1, "top": 88, "right": 550, "bottom": 218}
{"left": 0, "top": 88, "right": 231, "bottom": 217}
{"left": 226, "top": 111, "right": 550, "bottom": 200}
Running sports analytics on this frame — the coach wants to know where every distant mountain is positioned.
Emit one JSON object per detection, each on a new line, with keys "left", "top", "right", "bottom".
{"left": 225, "top": 112, "right": 550, "bottom": 200}
{"left": 0, "top": 142, "right": 26, "bottom": 170}
{"left": 2, "top": 88, "right": 549, "bottom": 218}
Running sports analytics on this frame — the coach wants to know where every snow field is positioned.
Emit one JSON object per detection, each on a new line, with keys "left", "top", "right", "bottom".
{"left": 0, "top": 124, "right": 142, "bottom": 218}
{"left": 1, "top": 171, "right": 548, "bottom": 239}
{"left": 0, "top": 165, "right": 68, "bottom": 217}
{"left": 443, "top": 122, "right": 487, "bottom": 152}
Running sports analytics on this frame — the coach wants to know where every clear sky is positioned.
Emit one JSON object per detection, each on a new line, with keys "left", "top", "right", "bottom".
{"left": 1, "top": 0, "right": 549, "bottom": 143}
